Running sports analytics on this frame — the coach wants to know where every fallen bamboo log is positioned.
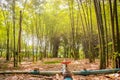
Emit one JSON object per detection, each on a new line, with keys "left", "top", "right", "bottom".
{"left": 73, "top": 68, "right": 120, "bottom": 76}
{"left": 0, "top": 70, "right": 61, "bottom": 75}
{"left": 0, "top": 68, "right": 120, "bottom": 76}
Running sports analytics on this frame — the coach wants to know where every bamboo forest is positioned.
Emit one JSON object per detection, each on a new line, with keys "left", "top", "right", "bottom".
{"left": 0, "top": 0, "right": 120, "bottom": 79}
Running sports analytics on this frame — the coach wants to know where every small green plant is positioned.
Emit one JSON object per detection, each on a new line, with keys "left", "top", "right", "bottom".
{"left": 79, "top": 50, "right": 85, "bottom": 59}
{"left": 113, "top": 52, "right": 120, "bottom": 68}
{"left": 44, "top": 60, "right": 62, "bottom": 64}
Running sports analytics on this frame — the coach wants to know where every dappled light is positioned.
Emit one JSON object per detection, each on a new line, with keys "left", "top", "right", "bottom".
{"left": 0, "top": 0, "right": 120, "bottom": 79}
{"left": 0, "top": 58, "right": 115, "bottom": 79}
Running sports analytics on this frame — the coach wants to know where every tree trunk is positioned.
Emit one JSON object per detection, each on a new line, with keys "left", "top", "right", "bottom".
{"left": 52, "top": 37, "right": 60, "bottom": 57}
{"left": 12, "top": 0, "right": 17, "bottom": 67}
{"left": 93, "top": 0, "right": 106, "bottom": 69}
{"left": 102, "top": 0, "right": 108, "bottom": 67}
{"left": 2, "top": 9, "right": 10, "bottom": 61}
{"left": 17, "top": 10, "right": 22, "bottom": 64}
{"left": 6, "top": 23, "right": 10, "bottom": 61}
{"left": 113, "top": 0, "right": 120, "bottom": 68}
{"left": 89, "top": 0, "right": 95, "bottom": 63}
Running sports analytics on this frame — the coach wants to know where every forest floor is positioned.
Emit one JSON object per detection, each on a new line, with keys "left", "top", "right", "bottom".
{"left": 0, "top": 58, "right": 119, "bottom": 80}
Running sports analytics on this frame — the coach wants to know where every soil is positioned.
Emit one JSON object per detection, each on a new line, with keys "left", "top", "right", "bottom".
{"left": 0, "top": 58, "right": 119, "bottom": 80}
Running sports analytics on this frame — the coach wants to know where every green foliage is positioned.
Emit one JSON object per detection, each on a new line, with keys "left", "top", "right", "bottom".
{"left": 113, "top": 52, "right": 120, "bottom": 59}
{"left": 0, "top": 0, "right": 120, "bottom": 68}
{"left": 44, "top": 60, "right": 62, "bottom": 64}
{"left": 79, "top": 50, "right": 85, "bottom": 59}
{"left": 113, "top": 52, "right": 119, "bottom": 67}
{"left": 108, "top": 42, "right": 113, "bottom": 46}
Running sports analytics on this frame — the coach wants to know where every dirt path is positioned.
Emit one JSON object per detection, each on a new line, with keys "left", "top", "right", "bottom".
{"left": 0, "top": 58, "right": 119, "bottom": 80}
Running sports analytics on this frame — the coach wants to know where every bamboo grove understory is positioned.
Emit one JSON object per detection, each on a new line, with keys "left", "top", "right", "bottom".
{"left": 0, "top": 0, "right": 120, "bottom": 69}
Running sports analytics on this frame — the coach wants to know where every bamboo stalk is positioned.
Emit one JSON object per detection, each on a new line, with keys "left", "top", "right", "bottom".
{"left": 0, "top": 68, "right": 120, "bottom": 76}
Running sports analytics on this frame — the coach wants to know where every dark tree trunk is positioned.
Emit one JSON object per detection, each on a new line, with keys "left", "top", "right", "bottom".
{"left": 108, "top": 0, "right": 120, "bottom": 68}
{"left": 12, "top": 0, "right": 17, "bottom": 67}
{"left": 109, "top": 0, "right": 116, "bottom": 52}
{"left": 2, "top": 9, "right": 10, "bottom": 61}
{"left": 6, "top": 23, "right": 10, "bottom": 61}
{"left": 17, "top": 10, "right": 22, "bottom": 64}
{"left": 89, "top": 0, "right": 95, "bottom": 63}
{"left": 93, "top": 0, "right": 106, "bottom": 69}
{"left": 102, "top": 0, "right": 108, "bottom": 67}
{"left": 31, "top": 17, "right": 35, "bottom": 62}
{"left": 113, "top": 0, "right": 120, "bottom": 68}
{"left": 76, "top": 0, "right": 87, "bottom": 58}
{"left": 52, "top": 37, "right": 60, "bottom": 57}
